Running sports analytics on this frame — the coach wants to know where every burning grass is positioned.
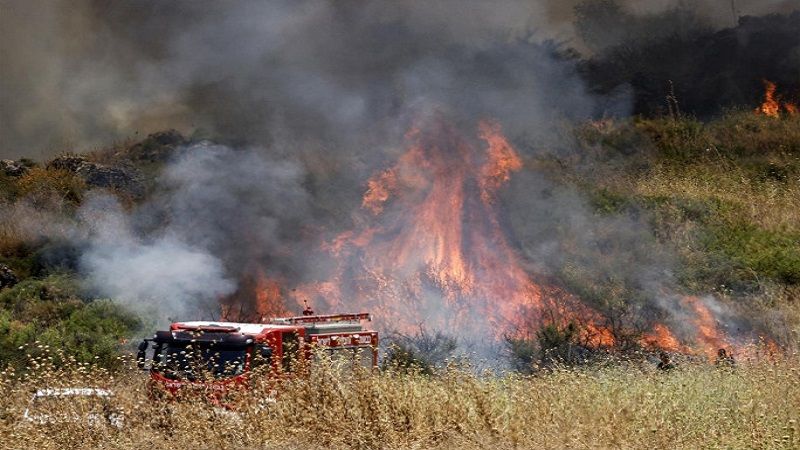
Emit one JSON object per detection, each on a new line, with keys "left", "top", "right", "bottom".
{"left": 563, "top": 111, "right": 800, "bottom": 347}
{"left": 1, "top": 353, "right": 798, "bottom": 449}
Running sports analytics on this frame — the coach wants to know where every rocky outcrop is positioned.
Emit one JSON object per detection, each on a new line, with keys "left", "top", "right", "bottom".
{"left": 1, "top": 159, "right": 32, "bottom": 177}
{"left": 0, "top": 264, "right": 18, "bottom": 290}
{"left": 47, "top": 155, "right": 143, "bottom": 197}
{"left": 123, "top": 129, "right": 188, "bottom": 163}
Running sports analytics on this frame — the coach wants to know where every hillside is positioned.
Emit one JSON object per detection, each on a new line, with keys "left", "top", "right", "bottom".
{"left": 1, "top": 112, "right": 798, "bottom": 372}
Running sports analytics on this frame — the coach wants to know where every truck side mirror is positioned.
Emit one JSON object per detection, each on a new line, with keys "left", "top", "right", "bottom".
{"left": 136, "top": 340, "right": 149, "bottom": 370}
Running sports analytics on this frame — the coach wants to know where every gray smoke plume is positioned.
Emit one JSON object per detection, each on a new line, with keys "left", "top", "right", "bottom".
{"left": 79, "top": 142, "right": 311, "bottom": 323}
{"left": 79, "top": 193, "right": 235, "bottom": 321}
{"left": 6, "top": 0, "right": 794, "bottom": 158}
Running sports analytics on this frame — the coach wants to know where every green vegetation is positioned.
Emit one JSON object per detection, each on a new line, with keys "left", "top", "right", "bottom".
{"left": 551, "top": 111, "right": 800, "bottom": 346}
{"left": 0, "top": 276, "right": 140, "bottom": 371}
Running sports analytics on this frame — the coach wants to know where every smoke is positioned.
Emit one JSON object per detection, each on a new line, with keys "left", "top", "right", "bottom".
{"left": 79, "top": 142, "right": 311, "bottom": 323}
{"left": 0, "top": 0, "right": 600, "bottom": 158}
{"left": 2, "top": 1, "right": 796, "bottom": 158}
{"left": 79, "top": 193, "right": 235, "bottom": 320}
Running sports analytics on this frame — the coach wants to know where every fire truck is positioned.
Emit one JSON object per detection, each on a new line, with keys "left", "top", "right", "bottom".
{"left": 136, "top": 312, "right": 378, "bottom": 405}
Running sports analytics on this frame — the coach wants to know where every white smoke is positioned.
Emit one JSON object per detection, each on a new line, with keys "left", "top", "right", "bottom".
{"left": 78, "top": 142, "right": 311, "bottom": 323}
{"left": 79, "top": 193, "right": 235, "bottom": 322}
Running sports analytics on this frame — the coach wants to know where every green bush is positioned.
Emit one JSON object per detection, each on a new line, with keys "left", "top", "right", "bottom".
{"left": 703, "top": 222, "right": 800, "bottom": 285}
{"left": 0, "top": 276, "right": 141, "bottom": 370}
{"left": 382, "top": 330, "right": 458, "bottom": 375}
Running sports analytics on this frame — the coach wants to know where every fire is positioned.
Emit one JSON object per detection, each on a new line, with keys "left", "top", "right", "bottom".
{"left": 221, "top": 271, "right": 288, "bottom": 322}
{"left": 755, "top": 80, "right": 798, "bottom": 118}
{"left": 641, "top": 323, "right": 688, "bottom": 353}
{"left": 287, "top": 116, "right": 616, "bottom": 339}
{"left": 478, "top": 120, "right": 523, "bottom": 203}
{"left": 222, "top": 113, "right": 773, "bottom": 358}
{"left": 682, "top": 296, "right": 729, "bottom": 358}
{"left": 756, "top": 80, "right": 780, "bottom": 117}
{"left": 362, "top": 169, "right": 397, "bottom": 215}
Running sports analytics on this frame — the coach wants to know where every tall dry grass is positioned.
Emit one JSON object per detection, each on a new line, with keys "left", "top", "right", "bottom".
{"left": 1, "top": 349, "right": 798, "bottom": 450}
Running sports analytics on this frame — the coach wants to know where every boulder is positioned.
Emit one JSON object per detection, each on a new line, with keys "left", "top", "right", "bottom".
{"left": 0, "top": 264, "right": 18, "bottom": 290}
{"left": 48, "top": 154, "right": 88, "bottom": 173}
{"left": 123, "top": 129, "right": 188, "bottom": 163}
{"left": 1, "top": 159, "right": 31, "bottom": 177}
{"left": 47, "top": 155, "right": 143, "bottom": 197}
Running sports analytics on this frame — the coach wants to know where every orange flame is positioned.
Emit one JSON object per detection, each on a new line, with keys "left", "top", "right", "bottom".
{"left": 641, "top": 323, "right": 689, "bottom": 353}
{"left": 287, "top": 116, "right": 619, "bottom": 340}
{"left": 478, "top": 120, "right": 523, "bottom": 204}
{"left": 362, "top": 170, "right": 397, "bottom": 215}
{"left": 755, "top": 80, "right": 797, "bottom": 118}
{"left": 756, "top": 80, "right": 780, "bottom": 117}
{"left": 681, "top": 296, "right": 730, "bottom": 358}
{"left": 221, "top": 271, "right": 288, "bottom": 322}
{"left": 221, "top": 114, "right": 773, "bottom": 358}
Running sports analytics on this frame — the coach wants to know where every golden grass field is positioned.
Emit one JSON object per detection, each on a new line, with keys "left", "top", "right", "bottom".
{"left": 1, "top": 350, "right": 798, "bottom": 450}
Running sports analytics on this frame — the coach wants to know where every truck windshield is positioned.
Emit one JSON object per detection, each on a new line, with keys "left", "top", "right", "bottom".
{"left": 153, "top": 343, "right": 248, "bottom": 380}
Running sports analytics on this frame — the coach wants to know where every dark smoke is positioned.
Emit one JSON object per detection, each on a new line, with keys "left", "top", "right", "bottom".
{"left": 580, "top": 9, "right": 800, "bottom": 117}
{"left": 5, "top": 1, "right": 796, "bottom": 158}
{"left": 0, "top": 0, "right": 596, "bottom": 159}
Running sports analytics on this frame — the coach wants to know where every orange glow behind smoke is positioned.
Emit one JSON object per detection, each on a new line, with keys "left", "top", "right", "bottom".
{"left": 755, "top": 80, "right": 798, "bottom": 118}
{"left": 362, "top": 170, "right": 397, "bottom": 215}
{"left": 253, "top": 274, "right": 287, "bottom": 320}
{"left": 221, "top": 271, "right": 288, "bottom": 322}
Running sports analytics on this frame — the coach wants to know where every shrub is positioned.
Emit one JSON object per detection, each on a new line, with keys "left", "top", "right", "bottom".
{"left": 382, "top": 330, "right": 458, "bottom": 375}
{"left": 0, "top": 276, "right": 141, "bottom": 370}
{"left": 16, "top": 167, "right": 86, "bottom": 207}
{"left": 703, "top": 222, "right": 800, "bottom": 285}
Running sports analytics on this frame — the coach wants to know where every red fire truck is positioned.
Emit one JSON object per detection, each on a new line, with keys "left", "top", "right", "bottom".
{"left": 136, "top": 312, "right": 378, "bottom": 404}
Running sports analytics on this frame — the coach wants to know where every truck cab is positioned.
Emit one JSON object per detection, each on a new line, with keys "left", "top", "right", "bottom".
{"left": 137, "top": 312, "right": 378, "bottom": 405}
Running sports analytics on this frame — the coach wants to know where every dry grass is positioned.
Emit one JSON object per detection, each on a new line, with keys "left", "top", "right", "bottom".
{"left": 1, "top": 351, "right": 798, "bottom": 450}
{"left": 630, "top": 161, "right": 800, "bottom": 234}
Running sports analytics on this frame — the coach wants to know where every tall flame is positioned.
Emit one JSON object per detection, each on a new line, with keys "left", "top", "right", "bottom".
{"left": 288, "top": 117, "right": 614, "bottom": 339}
{"left": 223, "top": 114, "right": 774, "bottom": 358}
{"left": 682, "top": 296, "right": 730, "bottom": 358}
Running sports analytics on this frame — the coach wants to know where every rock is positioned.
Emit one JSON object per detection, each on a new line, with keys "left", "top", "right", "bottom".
{"left": 0, "top": 264, "right": 18, "bottom": 290}
{"left": 1, "top": 159, "right": 31, "bottom": 177}
{"left": 124, "top": 129, "right": 188, "bottom": 163}
{"left": 48, "top": 154, "right": 88, "bottom": 173}
{"left": 76, "top": 164, "right": 142, "bottom": 194}
{"left": 47, "top": 155, "right": 143, "bottom": 197}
